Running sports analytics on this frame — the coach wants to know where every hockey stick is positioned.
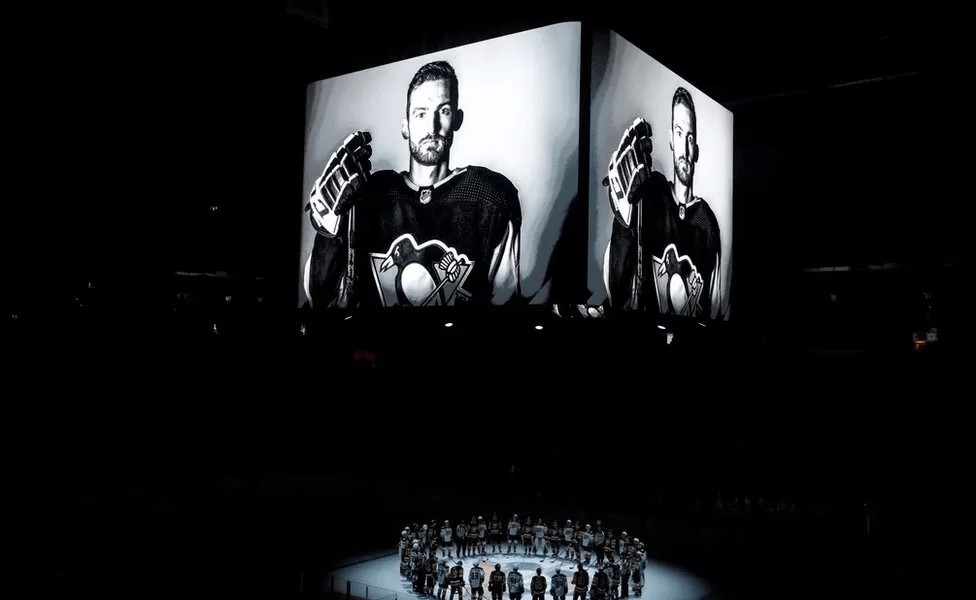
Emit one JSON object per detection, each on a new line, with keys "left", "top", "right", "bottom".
{"left": 420, "top": 257, "right": 467, "bottom": 307}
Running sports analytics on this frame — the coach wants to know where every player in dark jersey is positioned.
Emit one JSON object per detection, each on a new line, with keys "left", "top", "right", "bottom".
{"left": 449, "top": 561, "right": 465, "bottom": 600}
{"left": 550, "top": 566, "right": 568, "bottom": 600}
{"left": 489, "top": 563, "right": 507, "bottom": 600}
{"left": 603, "top": 87, "right": 722, "bottom": 318}
{"left": 489, "top": 513, "right": 503, "bottom": 553}
{"left": 305, "top": 61, "right": 522, "bottom": 308}
{"left": 530, "top": 567, "right": 547, "bottom": 600}
{"left": 571, "top": 563, "right": 589, "bottom": 600}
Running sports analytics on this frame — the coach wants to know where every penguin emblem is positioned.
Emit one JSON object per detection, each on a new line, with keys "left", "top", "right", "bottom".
{"left": 370, "top": 234, "right": 473, "bottom": 306}
{"left": 651, "top": 243, "right": 703, "bottom": 317}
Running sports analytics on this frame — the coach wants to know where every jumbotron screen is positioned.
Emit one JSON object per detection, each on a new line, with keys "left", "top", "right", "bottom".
{"left": 299, "top": 23, "right": 582, "bottom": 308}
{"left": 588, "top": 30, "right": 733, "bottom": 320}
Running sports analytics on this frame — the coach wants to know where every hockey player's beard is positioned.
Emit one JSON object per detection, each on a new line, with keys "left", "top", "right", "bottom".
{"left": 675, "top": 157, "right": 693, "bottom": 186}
{"left": 410, "top": 134, "right": 451, "bottom": 166}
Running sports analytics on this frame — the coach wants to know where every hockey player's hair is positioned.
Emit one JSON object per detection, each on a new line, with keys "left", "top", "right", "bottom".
{"left": 672, "top": 86, "right": 697, "bottom": 131}
{"left": 407, "top": 61, "right": 459, "bottom": 115}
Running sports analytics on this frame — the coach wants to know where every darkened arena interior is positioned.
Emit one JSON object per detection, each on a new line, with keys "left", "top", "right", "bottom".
{"left": 8, "top": 2, "right": 959, "bottom": 598}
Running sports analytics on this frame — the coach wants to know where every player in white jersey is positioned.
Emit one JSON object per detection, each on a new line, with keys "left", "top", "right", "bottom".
{"left": 533, "top": 518, "right": 547, "bottom": 556}
{"left": 469, "top": 560, "right": 486, "bottom": 600}
{"left": 507, "top": 515, "right": 521, "bottom": 554}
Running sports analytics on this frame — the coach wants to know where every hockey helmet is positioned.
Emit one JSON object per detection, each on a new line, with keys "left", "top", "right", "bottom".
{"left": 495, "top": 564, "right": 502, "bottom": 571}
{"left": 555, "top": 567, "right": 561, "bottom": 574}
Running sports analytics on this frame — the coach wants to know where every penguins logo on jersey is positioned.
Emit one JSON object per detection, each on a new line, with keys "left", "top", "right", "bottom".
{"left": 370, "top": 233, "right": 473, "bottom": 307}
{"left": 650, "top": 243, "right": 703, "bottom": 317}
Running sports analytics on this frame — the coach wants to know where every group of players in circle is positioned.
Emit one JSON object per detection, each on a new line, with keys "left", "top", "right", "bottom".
{"left": 399, "top": 514, "right": 648, "bottom": 600}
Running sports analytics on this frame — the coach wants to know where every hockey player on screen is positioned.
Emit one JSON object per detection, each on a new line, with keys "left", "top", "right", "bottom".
{"left": 304, "top": 61, "right": 522, "bottom": 308}
{"left": 602, "top": 87, "right": 723, "bottom": 318}
{"left": 469, "top": 560, "right": 486, "bottom": 600}
{"left": 522, "top": 517, "right": 534, "bottom": 556}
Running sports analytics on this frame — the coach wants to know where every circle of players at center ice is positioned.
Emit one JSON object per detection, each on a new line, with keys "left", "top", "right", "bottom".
{"left": 399, "top": 514, "right": 648, "bottom": 600}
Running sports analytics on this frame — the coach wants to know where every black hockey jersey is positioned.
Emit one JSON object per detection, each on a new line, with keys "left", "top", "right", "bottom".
{"left": 308, "top": 167, "right": 521, "bottom": 308}
{"left": 607, "top": 171, "right": 721, "bottom": 318}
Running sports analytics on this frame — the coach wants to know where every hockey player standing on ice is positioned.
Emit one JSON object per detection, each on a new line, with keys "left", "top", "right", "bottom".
{"left": 425, "top": 551, "right": 439, "bottom": 596}
{"left": 489, "top": 514, "right": 503, "bottom": 554}
{"left": 604, "top": 530, "right": 617, "bottom": 563}
{"left": 590, "top": 562, "right": 610, "bottom": 600}
{"left": 607, "top": 557, "right": 621, "bottom": 600}
{"left": 571, "top": 562, "right": 590, "bottom": 600}
{"left": 562, "top": 520, "right": 575, "bottom": 561}
{"left": 488, "top": 564, "right": 506, "bottom": 600}
{"left": 547, "top": 520, "right": 561, "bottom": 560}
{"left": 438, "top": 559, "right": 451, "bottom": 600}
{"left": 573, "top": 522, "right": 583, "bottom": 562}
{"left": 449, "top": 561, "right": 466, "bottom": 600}
{"left": 629, "top": 539, "right": 646, "bottom": 597}
{"left": 400, "top": 529, "right": 412, "bottom": 576}
{"left": 507, "top": 514, "right": 521, "bottom": 555}
{"left": 533, "top": 517, "right": 547, "bottom": 557}
{"left": 521, "top": 517, "right": 534, "bottom": 557}
{"left": 477, "top": 516, "right": 488, "bottom": 555}
{"left": 550, "top": 566, "right": 568, "bottom": 600}
{"left": 618, "top": 553, "right": 631, "bottom": 598}
{"left": 580, "top": 524, "right": 594, "bottom": 565}
{"left": 508, "top": 565, "right": 525, "bottom": 600}
{"left": 457, "top": 520, "right": 469, "bottom": 558}
{"left": 441, "top": 520, "right": 454, "bottom": 558}
{"left": 592, "top": 523, "right": 607, "bottom": 564}
{"left": 467, "top": 517, "right": 480, "bottom": 556}
{"left": 304, "top": 61, "right": 522, "bottom": 308}
{"left": 530, "top": 567, "right": 548, "bottom": 600}
{"left": 469, "top": 560, "right": 486, "bottom": 600}
{"left": 617, "top": 531, "right": 630, "bottom": 560}
{"left": 429, "top": 520, "right": 441, "bottom": 551}
{"left": 412, "top": 540, "right": 426, "bottom": 593}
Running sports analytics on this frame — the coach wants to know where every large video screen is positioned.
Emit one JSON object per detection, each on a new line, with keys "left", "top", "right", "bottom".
{"left": 588, "top": 30, "right": 733, "bottom": 320}
{"left": 299, "top": 23, "right": 581, "bottom": 308}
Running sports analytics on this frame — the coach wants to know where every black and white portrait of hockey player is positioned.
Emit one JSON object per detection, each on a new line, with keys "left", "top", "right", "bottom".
{"left": 589, "top": 30, "right": 733, "bottom": 319}
{"left": 299, "top": 23, "right": 581, "bottom": 308}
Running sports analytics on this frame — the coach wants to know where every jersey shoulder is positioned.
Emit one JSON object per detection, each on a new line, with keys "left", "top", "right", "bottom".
{"left": 456, "top": 166, "right": 522, "bottom": 222}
